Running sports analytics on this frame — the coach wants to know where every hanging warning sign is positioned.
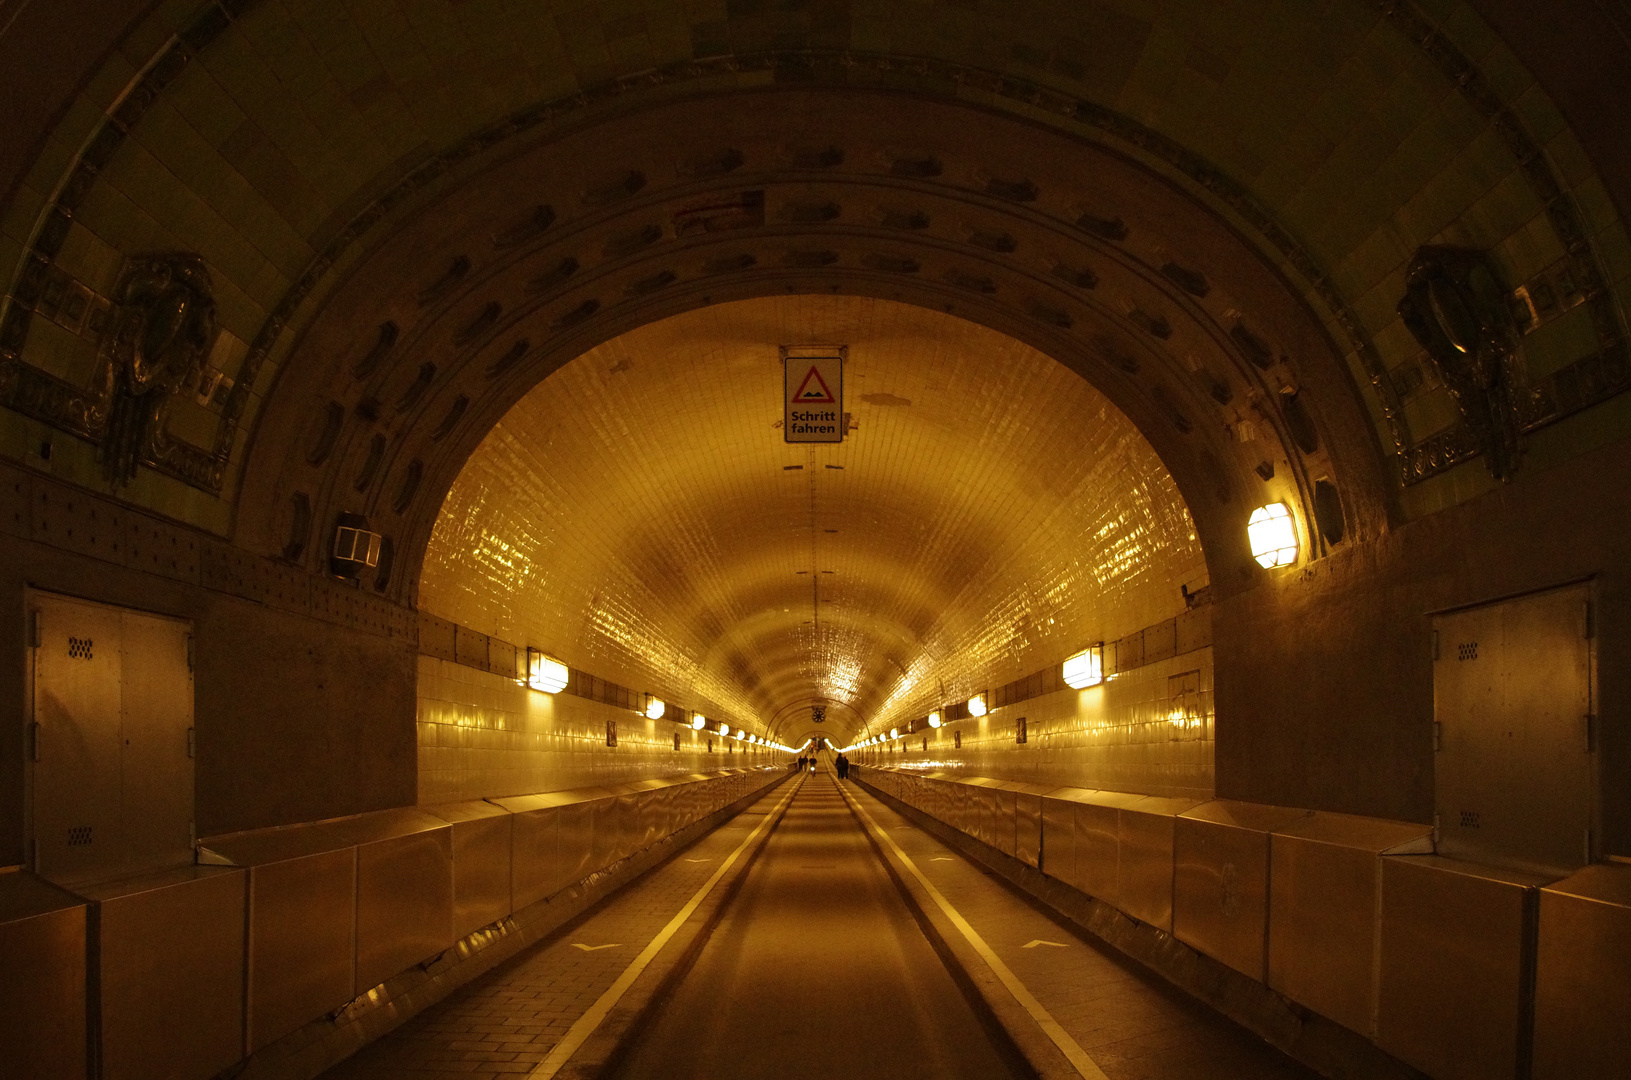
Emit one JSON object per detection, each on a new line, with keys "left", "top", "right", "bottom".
{"left": 781, "top": 345, "right": 845, "bottom": 443}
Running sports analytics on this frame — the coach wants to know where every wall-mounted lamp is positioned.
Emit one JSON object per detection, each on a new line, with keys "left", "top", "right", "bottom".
{"left": 331, "top": 513, "right": 382, "bottom": 578}
{"left": 927, "top": 710, "right": 942, "bottom": 728}
{"left": 889, "top": 727, "right": 899, "bottom": 739}
{"left": 526, "top": 649, "right": 569, "bottom": 693}
{"left": 735, "top": 728, "right": 746, "bottom": 740}
{"left": 692, "top": 715, "right": 706, "bottom": 730}
{"left": 646, "top": 697, "right": 666, "bottom": 720}
{"left": 967, "top": 694, "right": 987, "bottom": 717}
{"left": 718, "top": 721, "right": 730, "bottom": 735}
{"left": 1062, "top": 645, "right": 1104, "bottom": 689}
{"left": 1248, "top": 502, "right": 1299, "bottom": 568}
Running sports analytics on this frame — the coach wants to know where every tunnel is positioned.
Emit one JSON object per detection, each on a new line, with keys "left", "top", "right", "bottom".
{"left": 0, "top": 2, "right": 1628, "bottom": 1078}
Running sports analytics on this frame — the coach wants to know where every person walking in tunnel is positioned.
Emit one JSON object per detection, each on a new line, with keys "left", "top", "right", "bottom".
{"left": 836, "top": 752, "right": 849, "bottom": 780}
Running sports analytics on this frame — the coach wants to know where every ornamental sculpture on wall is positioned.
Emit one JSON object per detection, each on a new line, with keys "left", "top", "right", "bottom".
{"left": 0, "top": 251, "right": 229, "bottom": 491}
{"left": 95, "top": 254, "right": 218, "bottom": 485}
{"left": 1397, "top": 247, "right": 1526, "bottom": 482}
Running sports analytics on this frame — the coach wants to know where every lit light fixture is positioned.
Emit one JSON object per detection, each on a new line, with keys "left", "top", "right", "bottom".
{"left": 889, "top": 727, "right": 899, "bottom": 739}
{"left": 1062, "top": 645, "right": 1104, "bottom": 689}
{"left": 692, "top": 715, "right": 706, "bottom": 730}
{"left": 735, "top": 728, "right": 746, "bottom": 739}
{"left": 645, "top": 697, "right": 665, "bottom": 720}
{"left": 1248, "top": 502, "right": 1299, "bottom": 568}
{"left": 718, "top": 722, "right": 730, "bottom": 735}
{"left": 927, "top": 710, "right": 942, "bottom": 728}
{"left": 526, "top": 649, "right": 569, "bottom": 694}
{"left": 967, "top": 694, "right": 987, "bottom": 717}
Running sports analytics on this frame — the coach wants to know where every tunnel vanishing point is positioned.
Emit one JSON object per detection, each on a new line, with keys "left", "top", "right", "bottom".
{"left": 1, "top": 2, "right": 1629, "bottom": 1079}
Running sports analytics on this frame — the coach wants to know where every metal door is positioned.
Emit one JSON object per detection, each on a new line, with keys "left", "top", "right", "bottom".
{"left": 1433, "top": 584, "right": 1594, "bottom": 875}
{"left": 29, "top": 592, "right": 194, "bottom": 885}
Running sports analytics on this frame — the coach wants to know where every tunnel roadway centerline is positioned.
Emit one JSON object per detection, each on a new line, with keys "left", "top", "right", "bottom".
{"left": 838, "top": 779, "right": 1111, "bottom": 1080}
{"left": 523, "top": 774, "right": 806, "bottom": 1079}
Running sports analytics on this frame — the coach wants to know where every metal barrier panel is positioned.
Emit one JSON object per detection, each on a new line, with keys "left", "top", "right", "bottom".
{"left": 490, "top": 795, "right": 562, "bottom": 909}
{"left": 427, "top": 801, "right": 514, "bottom": 939}
{"left": 1040, "top": 792, "right": 1087, "bottom": 883}
{"left": 0, "top": 872, "right": 87, "bottom": 1080}
{"left": 1173, "top": 801, "right": 1312, "bottom": 981}
{"left": 1116, "top": 796, "right": 1203, "bottom": 932}
{"left": 1072, "top": 792, "right": 1145, "bottom": 903}
{"left": 1376, "top": 855, "right": 1554, "bottom": 1080}
{"left": 1267, "top": 813, "right": 1431, "bottom": 1037}
{"left": 200, "top": 822, "right": 366, "bottom": 1054}
{"left": 1532, "top": 863, "right": 1631, "bottom": 1080}
{"left": 1015, "top": 791, "right": 1044, "bottom": 868}
{"left": 84, "top": 866, "right": 246, "bottom": 1080}
{"left": 245, "top": 850, "right": 356, "bottom": 1051}
{"left": 610, "top": 792, "right": 643, "bottom": 865}
{"left": 991, "top": 787, "right": 1019, "bottom": 857}
{"left": 555, "top": 797, "right": 600, "bottom": 887}
{"left": 327, "top": 811, "right": 454, "bottom": 992}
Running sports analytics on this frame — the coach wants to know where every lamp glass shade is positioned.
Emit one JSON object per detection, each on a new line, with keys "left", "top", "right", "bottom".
{"left": 1248, "top": 502, "right": 1299, "bottom": 568}
{"left": 1062, "top": 646, "right": 1103, "bottom": 689}
{"left": 527, "top": 651, "right": 569, "bottom": 693}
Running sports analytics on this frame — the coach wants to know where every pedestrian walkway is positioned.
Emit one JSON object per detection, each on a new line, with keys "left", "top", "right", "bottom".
{"left": 317, "top": 778, "right": 799, "bottom": 1080}
{"left": 839, "top": 779, "right": 1318, "bottom": 1080}
{"left": 604, "top": 770, "right": 1027, "bottom": 1079}
{"left": 316, "top": 770, "right": 1317, "bottom": 1080}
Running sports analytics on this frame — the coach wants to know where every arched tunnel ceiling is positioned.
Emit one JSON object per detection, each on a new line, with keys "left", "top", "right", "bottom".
{"left": 419, "top": 296, "right": 1204, "bottom": 745}
{"left": 2, "top": 0, "right": 1626, "bottom": 565}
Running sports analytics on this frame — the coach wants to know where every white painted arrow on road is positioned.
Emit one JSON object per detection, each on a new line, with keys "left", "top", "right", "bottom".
{"left": 571, "top": 943, "right": 623, "bottom": 952}
{"left": 1021, "top": 939, "right": 1069, "bottom": 949}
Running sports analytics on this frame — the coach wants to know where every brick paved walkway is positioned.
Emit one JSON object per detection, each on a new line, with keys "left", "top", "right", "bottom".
{"left": 318, "top": 785, "right": 794, "bottom": 1080}
{"left": 841, "top": 781, "right": 1319, "bottom": 1080}
{"left": 319, "top": 773, "right": 1316, "bottom": 1080}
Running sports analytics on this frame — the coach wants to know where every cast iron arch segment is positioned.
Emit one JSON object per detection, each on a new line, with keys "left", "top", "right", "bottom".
{"left": 0, "top": 1, "right": 1615, "bottom": 535}
{"left": 242, "top": 90, "right": 1365, "bottom": 598}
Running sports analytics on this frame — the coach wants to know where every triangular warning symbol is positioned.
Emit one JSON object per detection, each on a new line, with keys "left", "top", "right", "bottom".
{"left": 793, "top": 365, "right": 836, "bottom": 403}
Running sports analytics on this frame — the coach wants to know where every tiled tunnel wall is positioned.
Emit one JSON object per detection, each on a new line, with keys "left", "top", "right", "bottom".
{"left": 417, "top": 655, "right": 785, "bottom": 803}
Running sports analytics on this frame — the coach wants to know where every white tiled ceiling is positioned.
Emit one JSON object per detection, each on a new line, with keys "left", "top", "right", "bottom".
{"left": 420, "top": 295, "right": 1205, "bottom": 743}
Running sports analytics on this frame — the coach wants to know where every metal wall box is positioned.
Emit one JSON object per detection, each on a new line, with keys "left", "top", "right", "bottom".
{"left": 1267, "top": 812, "right": 1432, "bottom": 1036}
{"left": 1377, "top": 855, "right": 1556, "bottom": 1080}
{"left": 1071, "top": 791, "right": 1148, "bottom": 904}
{"left": 1038, "top": 787, "right": 1095, "bottom": 885}
{"left": 1532, "top": 862, "right": 1631, "bottom": 1079}
{"left": 1116, "top": 795, "right": 1204, "bottom": 931}
{"left": 0, "top": 871, "right": 87, "bottom": 1080}
{"left": 80, "top": 866, "right": 246, "bottom": 1080}
{"left": 198, "top": 822, "right": 358, "bottom": 1054}
{"left": 425, "top": 801, "right": 513, "bottom": 938}
{"left": 1173, "top": 800, "right": 1312, "bottom": 981}
{"left": 323, "top": 809, "right": 453, "bottom": 992}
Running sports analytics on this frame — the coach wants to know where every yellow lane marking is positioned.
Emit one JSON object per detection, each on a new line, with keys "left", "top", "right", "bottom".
{"left": 843, "top": 791, "right": 1110, "bottom": 1080}
{"left": 527, "top": 776, "right": 803, "bottom": 1079}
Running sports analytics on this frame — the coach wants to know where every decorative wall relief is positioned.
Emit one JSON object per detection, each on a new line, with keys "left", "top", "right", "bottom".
{"left": 97, "top": 255, "right": 218, "bottom": 484}
{"left": 1397, "top": 247, "right": 1525, "bottom": 481}
{"left": 0, "top": 251, "right": 230, "bottom": 490}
